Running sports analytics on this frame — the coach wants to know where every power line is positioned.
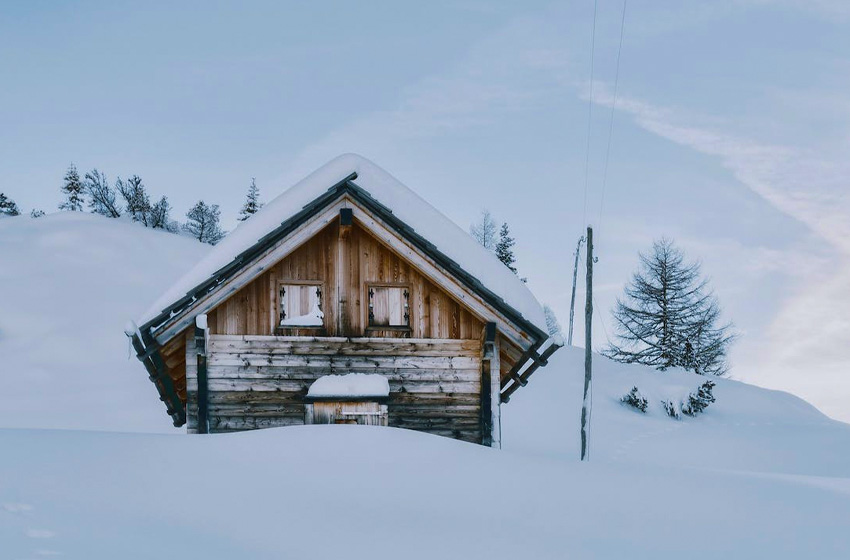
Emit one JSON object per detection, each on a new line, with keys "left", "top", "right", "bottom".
{"left": 597, "top": 0, "right": 628, "bottom": 238}
{"left": 580, "top": 0, "right": 599, "bottom": 228}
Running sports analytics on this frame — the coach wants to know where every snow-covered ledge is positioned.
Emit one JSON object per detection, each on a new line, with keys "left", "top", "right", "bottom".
{"left": 306, "top": 374, "right": 390, "bottom": 400}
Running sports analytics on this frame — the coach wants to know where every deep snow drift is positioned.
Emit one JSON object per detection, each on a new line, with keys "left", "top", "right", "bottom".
{"left": 2, "top": 212, "right": 850, "bottom": 559}
{"left": 0, "top": 213, "right": 208, "bottom": 431}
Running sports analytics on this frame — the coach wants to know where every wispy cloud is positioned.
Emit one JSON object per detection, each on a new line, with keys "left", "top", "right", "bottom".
{"left": 594, "top": 85, "right": 850, "bottom": 420}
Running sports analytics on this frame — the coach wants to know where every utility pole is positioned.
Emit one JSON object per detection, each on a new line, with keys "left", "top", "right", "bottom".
{"left": 580, "top": 226, "right": 593, "bottom": 461}
{"left": 567, "top": 235, "right": 586, "bottom": 346}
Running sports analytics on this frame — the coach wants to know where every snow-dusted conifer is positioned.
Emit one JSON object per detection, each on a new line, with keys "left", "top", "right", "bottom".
{"left": 84, "top": 169, "right": 122, "bottom": 218}
{"left": 495, "top": 222, "right": 517, "bottom": 273}
{"left": 149, "top": 196, "right": 173, "bottom": 230}
{"left": 543, "top": 304, "right": 563, "bottom": 337}
{"left": 117, "top": 175, "right": 151, "bottom": 226}
{"left": 0, "top": 193, "right": 20, "bottom": 216}
{"left": 662, "top": 399, "right": 680, "bottom": 419}
{"left": 682, "top": 380, "right": 716, "bottom": 416}
{"left": 59, "top": 164, "right": 85, "bottom": 211}
{"left": 621, "top": 387, "right": 648, "bottom": 413}
{"left": 184, "top": 200, "right": 224, "bottom": 245}
{"left": 238, "top": 178, "right": 262, "bottom": 222}
{"left": 470, "top": 209, "right": 497, "bottom": 250}
{"left": 30, "top": 209, "right": 45, "bottom": 218}
{"left": 604, "top": 238, "right": 734, "bottom": 376}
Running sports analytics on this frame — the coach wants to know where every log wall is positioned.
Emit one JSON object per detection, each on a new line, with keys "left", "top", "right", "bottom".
{"left": 187, "top": 335, "right": 483, "bottom": 443}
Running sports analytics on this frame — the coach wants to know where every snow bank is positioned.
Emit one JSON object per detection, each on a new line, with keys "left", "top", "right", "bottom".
{"left": 0, "top": 212, "right": 209, "bottom": 432}
{"left": 137, "top": 154, "right": 547, "bottom": 332}
{"left": 503, "top": 346, "right": 850, "bottom": 477}
{"left": 308, "top": 374, "right": 390, "bottom": 398}
{"left": 2, "top": 425, "right": 850, "bottom": 559}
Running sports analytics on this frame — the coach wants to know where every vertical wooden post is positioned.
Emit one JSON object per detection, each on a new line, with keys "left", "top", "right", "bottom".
{"left": 195, "top": 314, "right": 210, "bottom": 434}
{"left": 490, "top": 329, "right": 501, "bottom": 449}
{"left": 580, "top": 226, "right": 593, "bottom": 461}
{"left": 481, "top": 322, "right": 501, "bottom": 448}
{"left": 568, "top": 235, "right": 585, "bottom": 346}
{"left": 336, "top": 208, "right": 353, "bottom": 335}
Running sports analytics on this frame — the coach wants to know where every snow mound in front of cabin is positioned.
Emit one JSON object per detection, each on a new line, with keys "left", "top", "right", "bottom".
{"left": 138, "top": 154, "right": 547, "bottom": 333}
{"left": 2, "top": 423, "right": 850, "bottom": 559}
{"left": 0, "top": 213, "right": 209, "bottom": 432}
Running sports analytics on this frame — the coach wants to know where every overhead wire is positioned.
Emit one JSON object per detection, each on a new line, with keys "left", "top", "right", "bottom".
{"left": 596, "top": 0, "right": 628, "bottom": 241}
{"left": 580, "top": 0, "right": 599, "bottom": 228}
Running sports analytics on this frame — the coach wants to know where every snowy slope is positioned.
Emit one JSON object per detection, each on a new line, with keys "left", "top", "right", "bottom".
{"left": 0, "top": 213, "right": 209, "bottom": 432}
{"left": 2, "top": 211, "right": 850, "bottom": 558}
{"left": 504, "top": 346, "right": 850, "bottom": 477}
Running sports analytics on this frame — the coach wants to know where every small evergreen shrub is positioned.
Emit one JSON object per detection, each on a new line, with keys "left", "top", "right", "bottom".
{"left": 662, "top": 399, "right": 680, "bottom": 419}
{"left": 682, "top": 380, "right": 716, "bottom": 416}
{"left": 621, "top": 386, "right": 649, "bottom": 413}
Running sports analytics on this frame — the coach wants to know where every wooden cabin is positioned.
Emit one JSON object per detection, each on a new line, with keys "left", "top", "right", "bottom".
{"left": 126, "top": 154, "right": 561, "bottom": 447}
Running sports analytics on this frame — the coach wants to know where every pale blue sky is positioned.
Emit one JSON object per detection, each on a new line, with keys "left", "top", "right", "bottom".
{"left": 2, "top": 1, "right": 848, "bottom": 419}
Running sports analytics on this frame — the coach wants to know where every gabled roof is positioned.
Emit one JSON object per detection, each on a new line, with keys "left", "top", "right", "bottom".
{"left": 136, "top": 154, "right": 547, "bottom": 336}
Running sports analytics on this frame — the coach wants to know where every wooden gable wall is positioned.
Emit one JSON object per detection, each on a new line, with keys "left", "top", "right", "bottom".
{"left": 206, "top": 220, "right": 485, "bottom": 340}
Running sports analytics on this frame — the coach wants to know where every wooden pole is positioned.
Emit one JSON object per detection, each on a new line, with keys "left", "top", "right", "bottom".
{"left": 567, "top": 235, "right": 585, "bottom": 346}
{"left": 580, "top": 226, "right": 593, "bottom": 461}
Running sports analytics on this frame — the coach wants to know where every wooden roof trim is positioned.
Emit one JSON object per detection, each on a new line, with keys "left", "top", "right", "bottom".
{"left": 139, "top": 175, "right": 547, "bottom": 345}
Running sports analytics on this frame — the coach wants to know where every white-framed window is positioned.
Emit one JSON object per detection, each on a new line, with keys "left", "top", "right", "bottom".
{"left": 279, "top": 282, "right": 324, "bottom": 327}
{"left": 367, "top": 283, "right": 410, "bottom": 328}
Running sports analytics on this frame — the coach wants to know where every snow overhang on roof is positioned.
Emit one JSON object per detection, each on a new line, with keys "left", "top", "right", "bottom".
{"left": 136, "top": 154, "right": 549, "bottom": 339}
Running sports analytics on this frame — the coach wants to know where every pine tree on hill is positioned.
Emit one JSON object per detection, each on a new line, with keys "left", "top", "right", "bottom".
{"left": 84, "top": 169, "right": 122, "bottom": 218}
{"left": 59, "top": 164, "right": 84, "bottom": 211}
{"left": 495, "top": 222, "right": 517, "bottom": 273}
{"left": 0, "top": 193, "right": 20, "bottom": 216}
{"left": 238, "top": 178, "right": 262, "bottom": 222}
{"left": 184, "top": 200, "right": 225, "bottom": 245}
{"left": 604, "top": 238, "right": 735, "bottom": 376}
{"left": 470, "top": 209, "right": 497, "bottom": 250}
{"left": 116, "top": 175, "right": 151, "bottom": 226}
{"left": 30, "top": 209, "right": 45, "bottom": 218}
{"left": 149, "top": 196, "right": 173, "bottom": 230}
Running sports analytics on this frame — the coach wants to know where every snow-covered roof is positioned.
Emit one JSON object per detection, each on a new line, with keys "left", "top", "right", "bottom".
{"left": 307, "top": 374, "right": 390, "bottom": 399}
{"left": 138, "top": 154, "right": 546, "bottom": 333}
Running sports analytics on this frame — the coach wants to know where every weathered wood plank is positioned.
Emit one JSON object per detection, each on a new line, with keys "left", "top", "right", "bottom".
{"left": 205, "top": 369, "right": 480, "bottom": 382}
{"left": 205, "top": 378, "right": 479, "bottom": 394}
{"left": 208, "top": 354, "right": 480, "bottom": 369}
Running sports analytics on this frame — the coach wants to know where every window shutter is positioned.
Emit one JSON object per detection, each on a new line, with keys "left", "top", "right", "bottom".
{"left": 279, "top": 283, "right": 323, "bottom": 325}
{"left": 368, "top": 285, "right": 410, "bottom": 327}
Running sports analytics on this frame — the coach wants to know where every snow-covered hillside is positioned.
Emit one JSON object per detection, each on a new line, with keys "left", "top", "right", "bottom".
{"left": 0, "top": 213, "right": 209, "bottom": 432}
{"left": 2, "top": 213, "right": 850, "bottom": 558}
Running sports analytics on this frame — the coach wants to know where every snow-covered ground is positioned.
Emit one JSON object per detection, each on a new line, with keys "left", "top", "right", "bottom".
{"left": 2, "top": 213, "right": 850, "bottom": 558}
{"left": 0, "top": 213, "right": 208, "bottom": 432}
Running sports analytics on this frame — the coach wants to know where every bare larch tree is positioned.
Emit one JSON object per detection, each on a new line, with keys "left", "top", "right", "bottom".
{"left": 605, "top": 238, "right": 734, "bottom": 376}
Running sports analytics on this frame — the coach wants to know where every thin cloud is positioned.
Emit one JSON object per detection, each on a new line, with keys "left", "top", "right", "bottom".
{"left": 595, "top": 86, "right": 850, "bottom": 420}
